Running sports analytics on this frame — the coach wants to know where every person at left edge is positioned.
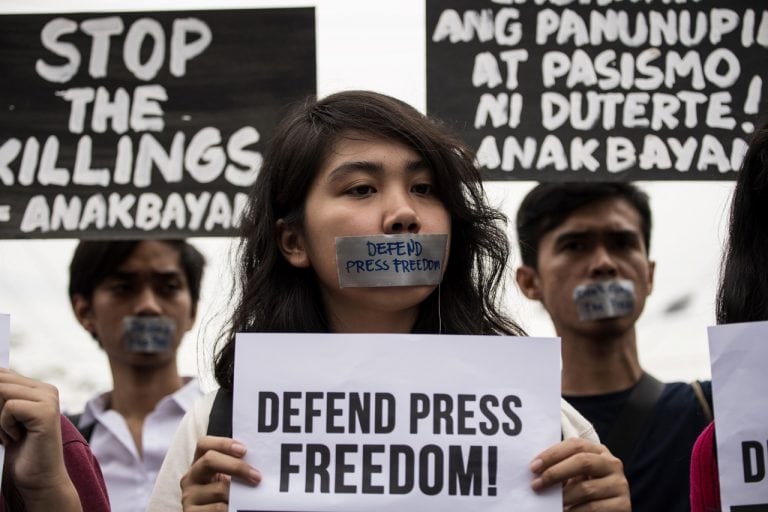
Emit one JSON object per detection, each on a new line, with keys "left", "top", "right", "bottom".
{"left": 67, "top": 239, "right": 205, "bottom": 512}
{"left": 0, "top": 368, "right": 110, "bottom": 511}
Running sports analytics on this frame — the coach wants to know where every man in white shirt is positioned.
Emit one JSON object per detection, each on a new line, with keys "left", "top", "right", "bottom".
{"left": 67, "top": 239, "right": 205, "bottom": 512}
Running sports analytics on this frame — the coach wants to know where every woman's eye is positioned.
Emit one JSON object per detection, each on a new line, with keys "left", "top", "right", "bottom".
{"left": 347, "top": 184, "right": 376, "bottom": 196}
{"left": 412, "top": 183, "right": 433, "bottom": 195}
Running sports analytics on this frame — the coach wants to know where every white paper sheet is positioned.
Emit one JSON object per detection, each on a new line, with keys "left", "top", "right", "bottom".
{"left": 709, "top": 321, "right": 768, "bottom": 510}
{"left": 230, "top": 333, "right": 562, "bottom": 512}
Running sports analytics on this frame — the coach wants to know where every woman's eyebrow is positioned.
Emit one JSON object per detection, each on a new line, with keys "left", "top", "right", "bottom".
{"left": 326, "top": 158, "right": 429, "bottom": 183}
{"left": 326, "top": 161, "right": 383, "bottom": 183}
{"left": 406, "top": 159, "right": 430, "bottom": 171}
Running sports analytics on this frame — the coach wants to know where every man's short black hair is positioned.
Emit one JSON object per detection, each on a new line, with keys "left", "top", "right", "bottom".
{"left": 68, "top": 240, "right": 206, "bottom": 305}
{"left": 516, "top": 182, "right": 652, "bottom": 268}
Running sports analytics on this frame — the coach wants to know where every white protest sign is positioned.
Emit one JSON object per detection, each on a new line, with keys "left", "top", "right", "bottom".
{"left": 0, "top": 314, "right": 9, "bottom": 490}
{"left": 231, "top": 333, "right": 562, "bottom": 512}
{"left": 709, "top": 321, "right": 768, "bottom": 510}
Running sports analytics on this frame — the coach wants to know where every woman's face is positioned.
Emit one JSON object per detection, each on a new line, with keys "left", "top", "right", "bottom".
{"left": 279, "top": 132, "right": 451, "bottom": 333}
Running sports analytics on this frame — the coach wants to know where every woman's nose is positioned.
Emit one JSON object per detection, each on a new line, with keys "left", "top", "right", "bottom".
{"left": 383, "top": 191, "right": 421, "bottom": 234}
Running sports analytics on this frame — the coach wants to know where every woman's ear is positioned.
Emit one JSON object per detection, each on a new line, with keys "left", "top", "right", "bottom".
{"left": 276, "top": 219, "right": 311, "bottom": 268}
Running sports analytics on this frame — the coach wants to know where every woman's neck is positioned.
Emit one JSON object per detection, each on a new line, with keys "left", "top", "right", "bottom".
{"left": 327, "top": 305, "right": 418, "bottom": 334}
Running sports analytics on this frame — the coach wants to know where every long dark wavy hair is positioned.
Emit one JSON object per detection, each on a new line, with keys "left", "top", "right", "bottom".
{"left": 716, "top": 122, "right": 768, "bottom": 324}
{"left": 214, "top": 90, "right": 525, "bottom": 389}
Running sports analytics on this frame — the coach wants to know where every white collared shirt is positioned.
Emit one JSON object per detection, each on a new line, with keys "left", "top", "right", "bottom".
{"left": 78, "top": 377, "right": 203, "bottom": 512}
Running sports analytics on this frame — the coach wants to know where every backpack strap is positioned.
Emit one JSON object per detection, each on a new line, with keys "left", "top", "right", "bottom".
{"left": 690, "top": 380, "right": 713, "bottom": 422}
{"left": 207, "top": 388, "right": 234, "bottom": 437}
{"left": 64, "top": 412, "right": 96, "bottom": 443}
{"left": 604, "top": 372, "right": 665, "bottom": 465}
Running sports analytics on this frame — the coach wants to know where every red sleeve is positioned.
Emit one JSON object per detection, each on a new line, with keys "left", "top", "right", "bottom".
{"left": 59, "top": 415, "right": 111, "bottom": 511}
{"left": 690, "top": 421, "right": 721, "bottom": 512}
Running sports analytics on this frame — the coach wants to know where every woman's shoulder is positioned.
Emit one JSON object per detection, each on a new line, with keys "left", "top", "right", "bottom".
{"left": 175, "top": 388, "right": 217, "bottom": 437}
{"left": 560, "top": 398, "right": 599, "bottom": 442}
{"left": 193, "top": 389, "right": 218, "bottom": 422}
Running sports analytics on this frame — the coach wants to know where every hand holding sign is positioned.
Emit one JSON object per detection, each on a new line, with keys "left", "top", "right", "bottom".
{"left": 0, "top": 369, "right": 82, "bottom": 511}
{"left": 180, "top": 436, "right": 260, "bottom": 510}
{"left": 709, "top": 321, "right": 768, "bottom": 510}
{"left": 531, "top": 438, "right": 629, "bottom": 511}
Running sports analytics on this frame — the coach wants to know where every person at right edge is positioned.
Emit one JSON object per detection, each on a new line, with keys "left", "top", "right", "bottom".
{"left": 690, "top": 121, "right": 768, "bottom": 512}
{"left": 515, "top": 181, "right": 713, "bottom": 512}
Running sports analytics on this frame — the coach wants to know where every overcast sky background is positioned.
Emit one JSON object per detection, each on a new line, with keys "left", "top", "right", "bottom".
{"left": 0, "top": 0, "right": 736, "bottom": 412}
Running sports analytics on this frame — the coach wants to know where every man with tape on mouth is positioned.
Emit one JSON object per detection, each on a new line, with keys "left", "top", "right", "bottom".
{"left": 514, "top": 182, "right": 712, "bottom": 512}
{"left": 67, "top": 239, "right": 205, "bottom": 512}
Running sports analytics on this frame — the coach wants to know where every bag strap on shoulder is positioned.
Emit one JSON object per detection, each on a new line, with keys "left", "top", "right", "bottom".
{"left": 207, "top": 388, "right": 234, "bottom": 438}
{"left": 690, "top": 380, "right": 713, "bottom": 422}
{"left": 604, "top": 372, "right": 664, "bottom": 465}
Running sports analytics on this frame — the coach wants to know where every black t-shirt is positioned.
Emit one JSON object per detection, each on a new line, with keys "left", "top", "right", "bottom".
{"left": 565, "top": 380, "right": 712, "bottom": 512}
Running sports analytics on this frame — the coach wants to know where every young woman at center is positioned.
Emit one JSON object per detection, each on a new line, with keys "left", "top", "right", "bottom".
{"left": 148, "top": 90, "right": 630, "bottom": 511}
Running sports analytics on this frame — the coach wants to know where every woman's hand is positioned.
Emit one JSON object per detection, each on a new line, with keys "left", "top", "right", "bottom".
{"left": 0, "top": 368, "right": 82, "bottom": 512}
{"left": 531, "top": 437, "right": 631, "bottom": 511}
{"left": 180, "top": 435, "right": 262, "bottom": 511}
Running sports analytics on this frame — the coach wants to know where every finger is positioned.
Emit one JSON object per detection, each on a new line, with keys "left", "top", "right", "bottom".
{"left": 0, "top": 370, "right": 56, "bottom": 394}
{"left": 532, "top": 452, "right": 621, "bottom": 491}
{"left": 566, "top": 495, "right": 631, "bottom": 512}
{"left": 186, "top": 438, "right": 260, "bottom": 486}
{"left": 181, "top": 477, "right": 231, "bottom": 507}
{"left": 531, "top": 437, "right": 604, "bottom": 474}
{"left": 0, "top": 413, "right": 23, "bottom": 442}
{"left": 531, "top": 444, "right": 623, "bottom": 491}
{"left": 563, "top": 472, "right": 630, "bottom": 507}
{"left": 183, "top": 503, "right": 229, "bottom": 512}
{"left": 0, "top": 381, "right": 58, "bottom": 406}
{"left": 192, "top": 436, "right": 247, "bottom": 462}
{"left": 0, "top": 395, "right": 61, "bottom": 431}
{"left": 183, "top": 503, "right": 228, "bottom": 512}
{"left": 0, "top": 424, "right": 17, "bottom": 446}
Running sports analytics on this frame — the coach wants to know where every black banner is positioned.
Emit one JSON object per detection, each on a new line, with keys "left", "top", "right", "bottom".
{"left": 0, "top": 8, "right": 315, "bottom": 238}
{"left": 427, "top": 1, "right": 767, "bottom": 181}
